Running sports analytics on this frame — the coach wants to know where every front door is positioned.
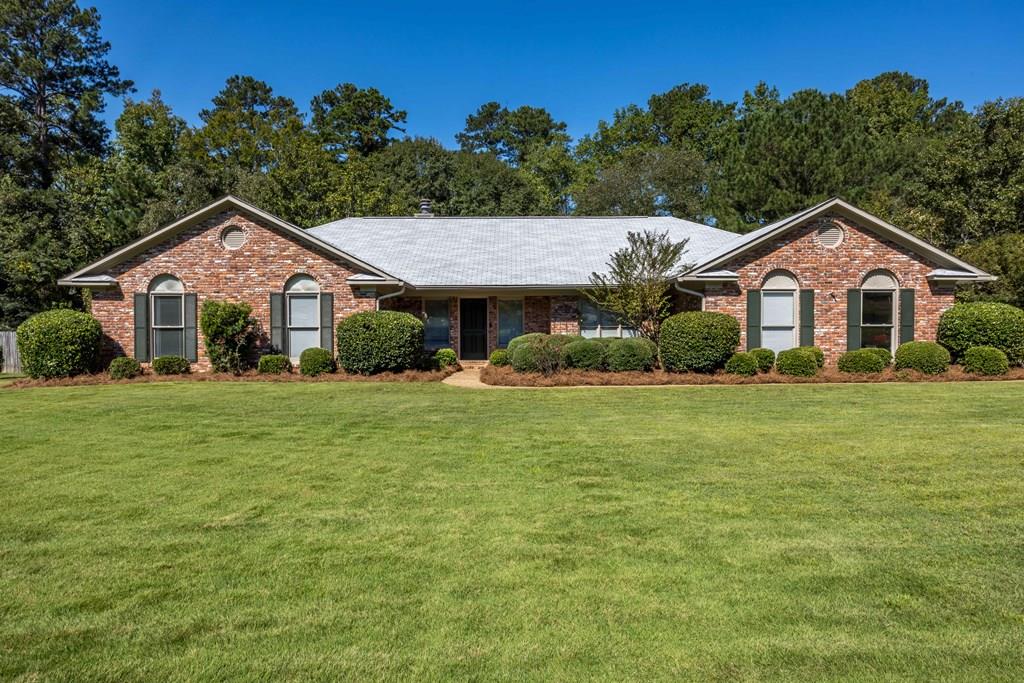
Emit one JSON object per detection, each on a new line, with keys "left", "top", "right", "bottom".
{"left": 460, "top": 298, "right": 488, "bottom": 360}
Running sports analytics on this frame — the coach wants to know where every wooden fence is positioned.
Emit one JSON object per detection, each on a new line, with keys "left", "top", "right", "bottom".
{"left": 1, "top": 331, "right": 20, "bottom": 373}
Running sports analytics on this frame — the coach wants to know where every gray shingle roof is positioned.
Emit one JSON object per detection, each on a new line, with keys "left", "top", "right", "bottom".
{"left": 308, "top": 216, "right": 742, "bottom": 287}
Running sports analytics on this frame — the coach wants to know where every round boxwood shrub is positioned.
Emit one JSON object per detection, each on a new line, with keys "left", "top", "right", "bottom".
{"left": 938, "top": 302, "right": 1024, "bottom": 365}
{"left": 801, "top": 346, "right": 825, "bottom": 368}
{"left": 108, "top": 356, "right": 142, "bottom": 380}
{"left": 299, "top": 347, "right": 335, "bottom": 376}
{"left": 837, "top": 349, "right": 886, "bottom": 374}
{"left": 489, "top": 348, "right": 510, "bottom": 367}
{"left": 506, "top": 333, "right": 545, "bottom": 355}
{"left": 16, "top": 309, "right": 102, "bottom": 379}
{"left": 434, "top": 348, "right": 458, "bottom": 369}
{"left": 748, "top": 347, "right": 775, "bottom": 373}
{"left": 152, "top": 355, "right": 190, "bottom": 375}
{"left": 511, "top": 335, "right": 563, "bottom": 374}
{"left": 962, "top": 346, "right": 1009, "bottom": 376}
{"left": 336, "top": 310, "right": 424, "bottom": 374}
{"left": 863, "top": 347, "right": 892, "bottom": 366}
{"left": 606, "top": 338, "right": 655, "bottom": 372}
{"left": 725, "top": 352, "right": 759, "bottom": 376}
{"left": 563, "top": 339, "right": 607, "bottom": 370}
{"left": 775, "top": 348, "right": 818, "bottom": 377}
{"left": 660, "top": 311, "right": 740, "bottom": 373}
{"left": 257, "top": 354, "right": 291, "bottom": 374}
{"left": 894, "top": 341, "right": 950, "bottom": 375}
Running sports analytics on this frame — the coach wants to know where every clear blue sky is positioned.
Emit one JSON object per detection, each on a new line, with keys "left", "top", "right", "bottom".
{"left": 93, "top": 0, "right": 1024, "bottom": 146}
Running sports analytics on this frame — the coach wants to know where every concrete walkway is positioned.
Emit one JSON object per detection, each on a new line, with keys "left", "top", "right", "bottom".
{"left": 441, "top": 367, "right": 499, "bottom": 389}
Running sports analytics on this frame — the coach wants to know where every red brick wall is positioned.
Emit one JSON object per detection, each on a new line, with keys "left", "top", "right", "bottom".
{"left": 551, "top": 296, "right": 580, "bottom": 335}
{"left": 524, "top": 296, "right": 551, "bottom": 334}
{"left": 702, "top": 215, "right": 956, "bottom": 362}
{"left": 92, "top": 210, "right": 377, "bottom": 370}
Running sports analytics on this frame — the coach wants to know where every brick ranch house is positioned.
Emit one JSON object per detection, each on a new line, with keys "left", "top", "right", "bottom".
{"left": 59, "top": 195, "right": 994, "bottom": 369}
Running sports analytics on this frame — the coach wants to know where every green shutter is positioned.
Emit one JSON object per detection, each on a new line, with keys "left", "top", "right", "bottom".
{"left": 799, "top": 289, "right": 815, "bottom": 347}
{"left": 899, "top": 289, "right": 915, "bottom": 344}
{"left": 847, "top": 289, "right": 862, "bottom": 351}
{"left": 133, "top": 293, "right": 150, "bottom": 362}
{"left": 184, "top": 294, "right": 198, "bottom": 362}
{"left": 319, "top": 293, "right": 334, "bottom": 353}
{"left": 270, "top": 293, "right": 285, "bottom": 355}
{"left": 746, "top": 290, "right": 761, "bottom": 350}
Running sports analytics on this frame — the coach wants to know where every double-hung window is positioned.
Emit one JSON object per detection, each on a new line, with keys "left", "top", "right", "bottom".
{"left": 759, "top": 271, "right": 798, "bottom": 354}
{"left": 285, "top": 275, "right": 320, "bottom": 360}
{"left": 497, "top": 299, "right": 524, "bottom": 347}
{"left": 150, "top": 275, "right": 184, "bottom": 357}
{"left": 424, "top": 299, "right": 450, "bottom": 349}
{"left": 579, "top": 299, "right": 636, "bottom": 338}
{"left": 861, "top": 271, "right": 897, "bottom": 351}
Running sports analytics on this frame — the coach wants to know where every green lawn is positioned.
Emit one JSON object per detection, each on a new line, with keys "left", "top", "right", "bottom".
{"left": 2, "top": 381, "right": 1023, "bottom": 681}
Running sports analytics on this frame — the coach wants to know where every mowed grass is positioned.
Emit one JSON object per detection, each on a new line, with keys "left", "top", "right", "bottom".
{"left": 1, "top": 381, "right": 1023, "bottom": 681}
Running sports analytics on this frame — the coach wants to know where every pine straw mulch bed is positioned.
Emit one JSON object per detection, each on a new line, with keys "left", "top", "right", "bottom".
{"left": 7, "top": 366, "right": 458, "bottom": 389}
{"left": 480, "top": 365, "right": 1024, "bottom": 387}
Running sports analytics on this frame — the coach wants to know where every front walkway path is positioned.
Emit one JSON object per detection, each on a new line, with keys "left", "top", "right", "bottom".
{"left": 442, "top": 367, "right": 498, "bottom": 389}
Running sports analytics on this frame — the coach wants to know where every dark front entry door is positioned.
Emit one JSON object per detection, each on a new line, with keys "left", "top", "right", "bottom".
{"left": 460, "top": 298, "right": 488, "bottom": 360}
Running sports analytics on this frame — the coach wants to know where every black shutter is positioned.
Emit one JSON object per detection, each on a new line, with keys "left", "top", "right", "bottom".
{"left": 847, "top": 289, "right": 862, "bottom": 351}
{"left": 270, "top": 293, "right": 285, "bottom": 355}
{"left": 746, "top": 290, "right": 761, "bottom": 350}
{"left": 320, "top": 293, "right": 334, "bottom": 353}
{"left": 184, "top": 294, "right": 198, "bottom": 362}
{"left": 799, "top": 289, "right": 815, "bottom": 347}
{"left": 899, "top": 289, "right": 915, "bottom": 344}
{"left": 133, "top": 293, "right": 150, "bottom": 362}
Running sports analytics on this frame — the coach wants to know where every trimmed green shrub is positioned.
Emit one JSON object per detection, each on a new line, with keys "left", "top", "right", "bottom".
{"left": 606, "top": 338, "right": 655, "bottom": 372}
{"left": 511, "top": 334, "right": 567, "bottom": 374}
{"left": 506, "top": 333, "right": 545, "bottom": 355}
{"left": 660, "top": 311, "right": 740, "bottom": 373}
{"left": 894, "top": 341, "right": 950, "bottom": 375}
{"left": 299, "top": 347, "right": 335, "bottom": 376}
{"left": 563, "top": 339, "right": 607, "bottom": 370}
{"left": 801, "top": 346, "right": 825, "bottom": 368}
{"left": 863, "top": 347, "right": 892, "bottom": 366}
{"left": 257, "top": 354, "right": 291, "bottom": 374}
{"left": 17, "top": 309, "right": 102, "bottom": 379}
{"left": 725, "top": 352, "right": 759, "bottom": 376}
{"left": 749, "top": 347, "right": 775, "bottom": 373}
{"left": 962, "top": 346, "right": 1009, "bottom": 376}
{"left": 152, "top": 356, "right": 190, "bottom": 375}
{"left": 336, "top": 310, "right": 424, "bottom": 374}
{"left": 837, "top": 349, "right": 886, "bottom": 374}
{"left": 199, "top": 300, "right": 258, "bottom": 374}
{"left": 937, "top": 302, "right": 1024, "bottom": 365}
{"left": 776, "top": 348, "right": 818, "bottom": 377}
{"left": 434, "top": 348, "right": 458, "bottom": 369}
{"left": 489, "top": 349, "right": 510, "bottom": 367}
{"left": 108, "top": 356, "right": 142, "bottom": 379}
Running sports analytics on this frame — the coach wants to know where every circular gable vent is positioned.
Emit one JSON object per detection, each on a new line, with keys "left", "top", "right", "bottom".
{"left": 815, "top": 223, "right": 844, "bottom": 249}
{"left": 221, "top": 227, "right": 246, "bottom": 250}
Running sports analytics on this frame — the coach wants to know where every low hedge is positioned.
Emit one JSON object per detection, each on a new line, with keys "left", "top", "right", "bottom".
{"left": 863, "top": 347, "right": 892, "bottom": 366}
{"left": 837, "top": 349, "right": 886, "bottom": 374}
{"left": 299, "top": 347, "right": 336, "bottom": 376}
{"left": 257, "top": 354, "right": 291, "bottom": 374}
{"left": 749, "top": 347, "right": 775, "bottom": 373}
{"left": 434, "top": 348, "right": 458, "bottom": 369}
{"left": 775, "top": 348, "right": 818, "bottom": 377}
{"left": 489, "top": 349, "right": 510, "bottom": 367}
{"left": 506, "top": 333, "right": 546, "bottom": 355}
{"left": 660, "top": 311, "right": 740, "bottom": 373}
{"left": 17, "top": 309, "right": 102, "bottom": 379}
{"left": 606, "top": 338, "right": 655, "bottom": 371}
{"left": 801, "top": 346, "right": 825, "bottom": 368}
{"left": 937, "top": 302, "right": 1024, "bottom": 365}
{"left": 894, "top": 341, "right": 950, "bottom": 374}
{"left": 108, "top": 356, "right": 142, "bottom": 379}
{"left": 725, "top": 352, "right": 759, "bottom": 376}
{"left": 962, "top": 346, "right": 1009, "bottom": 376}
{"left": 336, "top": 310, "right": 424, "bottom": 374}
{"left": 152, "top": 355, "right": 190, "bottom": 375}
{"left": 563, "top": 339, "right": 607, "bottom": 370}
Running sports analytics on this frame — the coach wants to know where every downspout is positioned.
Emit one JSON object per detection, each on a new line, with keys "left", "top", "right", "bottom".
{"left": 674, "top": 281, "right": 705, "bottom": 311}
{"left": 375, "top": 285, "right": 406, "bottom": 311}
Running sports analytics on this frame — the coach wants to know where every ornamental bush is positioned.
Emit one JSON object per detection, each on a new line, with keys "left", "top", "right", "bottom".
{"left": 725, "top": 352, "right": 759, "bottom": 376}
{"left": 749, "top": 347, "right": 775, "bottom": 373}
{"left": 17, "top": 309, "right": 102, "bottom": 379}
{"left": 257, "top": 354, "right": 291, "bottom": 374}
{"left": 108, "top": 356, "right": 142, "bottom": 379}
{"left": 152, "top": 355, "right": 190, "bottom": 375}
{"left": 510, "top": 334, "right": 575, "bottom": 374}
{"left": 962, "top": 346, "right": 1009, "bottom": 376}
{"left": 336, "top": 310, "right": 424, "bottom": 374}
{"left": 660, "top": 311, "right": 740, "bottom": 373}
{"left": 562, "top": 339, "right": 607, "bottom": 370}
{"left": 801, "top": 346, "right": 825, "bottom": 368}
{"left": 299, "top": 347, "right": 335, "bottom": 376}
{"left": 894, "top": 341, "right": 950, "bottom": 374}
{"left": 775, "top": 348, "right": 818, "bottom": 377}
{"left": 199, "top": 300, "right": 258, "bottom": 374}
{"left": 864, "top": 347, "right": 892, "bottom": 366}
{"left": 606, "top": 338, "right": 655, "bottom": 371}
{"left": 506, "top": 333, "right": 545, "bottom": 355}
{"left": 434, "top": 348, "right": 458, "bottom": 369}
{"left": 937, "top": 302, "right": 1024, "bottom": 365}
{"left": 489, "top": 349, "right": 510, "bottom": 367}
{"left": 837, "top": 349, "right": 886, "bottom": 374}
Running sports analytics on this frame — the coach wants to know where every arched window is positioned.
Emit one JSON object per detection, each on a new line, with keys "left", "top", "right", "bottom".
{"left": 760, "top": 270, "right": 798, "bottom": 354}
{"left": 285, "top": 275, "right": 320, "bottom": 360}
{"left": 861, "top": 270, "right": 897, "bottom": 352}
{"left": 149, "top": 275, "right": 184, "bottom": 358}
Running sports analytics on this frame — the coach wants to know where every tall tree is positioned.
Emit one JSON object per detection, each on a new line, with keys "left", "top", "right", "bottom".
{"left": 311, "top": 83, "right": 406, "bottom": 157}
{"left": 574, "top": 146, "right": 704, "bottom": 218}
{"left": 456, "top": 101, "right": 569, "bottom": 166}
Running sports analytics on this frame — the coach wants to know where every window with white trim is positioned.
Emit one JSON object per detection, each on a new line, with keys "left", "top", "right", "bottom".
{"left": 861, "top": 270, "right": 897, "bottom": 352}
{"left": 761, "top": 270, "right": 798, "bottom": 354}
{"left": 498, "top": 299, "right": 524, "bottom": 346}
{"left": 149, "top": 275, "right": 184, "bottom": 358}
{"left": 579, "top": 299, "right": 636, "bottom": 338}
{"left": 285, "top": 275, "right": 320, "bottom": 360}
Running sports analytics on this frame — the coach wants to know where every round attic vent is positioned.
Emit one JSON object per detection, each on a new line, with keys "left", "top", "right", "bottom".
{"left": 221, "top": 227, "right": 246, "bottom": 250}
{"left": 816, "top": 223, "right": 844, "bottom": 249}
